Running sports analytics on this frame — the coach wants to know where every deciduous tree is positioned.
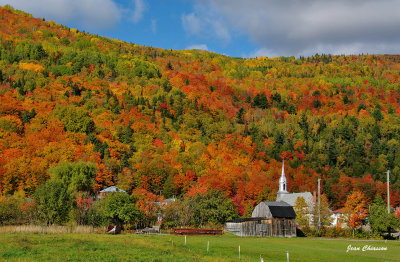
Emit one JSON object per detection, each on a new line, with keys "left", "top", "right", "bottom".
{"left": 34, "top": 180, "right": 73, "bottom": 224}
{"left": 344, "top": 191, "right": 368, "bottom": 237}
{"left": 294, "top": 196, "right": 310, "bottom": 228}
{"left": 369, "top": 195, "right": 399, "bottom": 236}
{"left": 104, "top": 192, "right": 142, "bottom": 227}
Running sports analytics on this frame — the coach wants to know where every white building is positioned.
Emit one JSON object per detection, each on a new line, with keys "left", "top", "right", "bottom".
{"left": 276, "top": 161, "right": 314, "bottom": 209}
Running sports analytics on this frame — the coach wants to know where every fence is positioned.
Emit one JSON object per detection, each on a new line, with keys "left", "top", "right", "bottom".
{"left": 172, "top": 228, "right": 223, "bottom": 235}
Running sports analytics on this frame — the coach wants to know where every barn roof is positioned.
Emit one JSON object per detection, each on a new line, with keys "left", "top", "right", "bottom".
{"left": 268, "top": 206, "right": 296, "bottom": 218}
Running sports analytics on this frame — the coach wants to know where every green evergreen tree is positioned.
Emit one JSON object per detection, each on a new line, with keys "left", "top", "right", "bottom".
{"left": 236, "top": 107, "right": 245, "bottom": 124}
{"left": 163, "top": 174, "right": 176, "bottom": 199}
{"left": 372, "top": 104, "right": 384, "bottom": 122}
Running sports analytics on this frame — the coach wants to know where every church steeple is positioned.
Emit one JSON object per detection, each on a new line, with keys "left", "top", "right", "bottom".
{"left": 278, "top": 160, "right": 288, "bottom": 194}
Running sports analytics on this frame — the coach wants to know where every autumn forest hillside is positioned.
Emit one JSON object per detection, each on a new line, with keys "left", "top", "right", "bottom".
{"left": 1, "top": 5, "right": 400, "bottom": 215}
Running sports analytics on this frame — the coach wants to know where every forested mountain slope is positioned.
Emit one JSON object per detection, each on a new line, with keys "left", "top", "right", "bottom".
{"left": 1, "top": 5, "right": 400, "bottom": 213}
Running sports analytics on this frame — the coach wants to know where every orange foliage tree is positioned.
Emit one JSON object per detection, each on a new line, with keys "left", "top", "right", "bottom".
{"left": 344, "top": 191, "right": 368, "bottom": 237}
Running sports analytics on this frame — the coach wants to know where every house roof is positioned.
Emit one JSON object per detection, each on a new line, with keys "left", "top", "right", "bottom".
{"left": 99, "top": 186, "right": 126, "bottom": 193}
{"left": 276, "top": 192, "right": 314, "bottom": 207}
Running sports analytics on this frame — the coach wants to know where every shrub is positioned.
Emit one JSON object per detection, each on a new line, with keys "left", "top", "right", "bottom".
{"left": 86, "top": 199, "right": 108, "bottom": 227}
{"left": 0, "top": 197, "right": 23, "bottom": 225}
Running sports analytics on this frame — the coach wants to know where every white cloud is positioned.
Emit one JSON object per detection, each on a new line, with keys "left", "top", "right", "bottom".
{"left": 181, "top": 9, "right": 231, "bottom": 42}
{"left": 186, "top": 44, "right": 208, "bottom": 51}
{"left": 151, "top": 19, "right": 157, "bottom": 34}
{"left": 195, "top": 0, "right": 400, "bottom": 56}
{"left": 212, "top": 20, "right": 230, "bottom": 41}
{"left": 182, "top": 13, "right": 202, "bottom": 35}
{"left": 0, "top": 0, "right": 122, "bottom": 30}
{"left": 131, "top": 0, "right": 146, "bottom": 23}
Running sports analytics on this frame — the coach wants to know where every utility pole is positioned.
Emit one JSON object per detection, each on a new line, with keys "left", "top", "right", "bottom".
{"left": 318, "top": 178, "right": 321, "bottom": 232}
{"left": 387, "top": 170, "right": 390, "bottom": 214}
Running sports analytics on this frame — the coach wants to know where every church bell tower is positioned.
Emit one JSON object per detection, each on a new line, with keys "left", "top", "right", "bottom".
{"left": 277, "top": 160, "right": 288, "bottom": 198}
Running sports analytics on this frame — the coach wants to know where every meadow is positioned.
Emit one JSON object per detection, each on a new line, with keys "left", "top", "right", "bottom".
{"left": 0, "top": 232, "right": 399, "bottom": 262}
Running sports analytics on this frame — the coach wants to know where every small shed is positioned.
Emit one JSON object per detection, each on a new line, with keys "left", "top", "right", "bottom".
{"left": 98, "top": 186, "right": 127, "bottom": 199}
{"left": 226, "top": 201, "right": 296, "bottom": 237}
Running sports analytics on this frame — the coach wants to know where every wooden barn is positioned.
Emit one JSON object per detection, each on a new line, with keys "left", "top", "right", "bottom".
{"left": 225, "top": 201, "right": 296, "bottom": 237}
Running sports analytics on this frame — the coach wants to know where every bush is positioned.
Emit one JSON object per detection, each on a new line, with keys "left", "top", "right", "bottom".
{"left": 161, "top": 200, "right": 192, "bottom": 229}
{"left": 0, "top": 197, "right": 23, "bottom": 225}
{"left": 86, "top": 199, "right": 108, "bottom": 227}
{"left": 0, "top": 195, "right": 36, "bottom": 225}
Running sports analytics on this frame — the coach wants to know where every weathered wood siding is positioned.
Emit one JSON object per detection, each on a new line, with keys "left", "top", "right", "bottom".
{"left": 226, "top": 218, "right": 296, "bottom": 237}
{"left": 225, "top": 222, "right": 242, "bottom": 236}
{"left": 251, "top": 202, "right": 272, "bottom": 218}
{"left": 227, "top": 201, "right": 296, "bottom": 237}
{"left": 271, "top": 218, "right": 296, "bottom": 237}
{"left": 226, "top": 219, "right": 272, "bottom": 237}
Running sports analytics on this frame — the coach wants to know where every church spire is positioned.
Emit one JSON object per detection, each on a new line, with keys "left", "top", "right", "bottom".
{"left": 278, "top": 160, "right": 288, "bottom": 194}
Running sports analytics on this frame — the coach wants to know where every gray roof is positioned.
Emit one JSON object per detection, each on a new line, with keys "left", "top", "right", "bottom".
{"left": 99, "top": 186, "right": 126, "bottom": 193}
{"left": 262, "top": 201, "right": 291, "bottom": 207}
{"left": 276, "top": 192, "right": 314, "bottom": 207}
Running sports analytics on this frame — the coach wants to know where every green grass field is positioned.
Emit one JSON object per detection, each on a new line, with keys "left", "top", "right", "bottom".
{"left": 0, "top": 233, "right": 399, "bottom": 261}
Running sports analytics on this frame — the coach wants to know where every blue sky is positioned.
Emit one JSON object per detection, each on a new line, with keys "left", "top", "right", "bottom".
{"left": 1, "top": 0, "right": 400, "bottom": 58}
{"left": 101, "top": 0, "right": 257, "bottom": 57}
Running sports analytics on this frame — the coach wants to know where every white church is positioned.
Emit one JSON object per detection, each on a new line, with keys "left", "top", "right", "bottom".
{"left": 276, "top": 161, "right": 314, "bottom": 208}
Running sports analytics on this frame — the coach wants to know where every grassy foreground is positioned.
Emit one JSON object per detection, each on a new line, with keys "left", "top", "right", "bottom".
{"left": 0, "top": 233, "right": 399, "bottom": 262}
